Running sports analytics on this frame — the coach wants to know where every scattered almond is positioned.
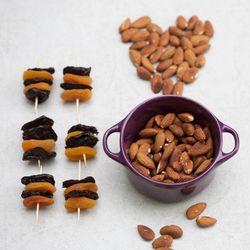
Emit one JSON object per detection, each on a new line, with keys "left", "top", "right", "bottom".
{"left": 196, "top": 216, "right": 217, "bottom": 227}
{"left": 186, "top": 202, "right": 207, "bottom": 219}
{"left": 160, "top": 225, "right": 183, "bottom": 238}
{"left": 152, "top": 235, "right": 173, "bottom": 249}
{"left": 137, "top": 225, "right": 155, "bottom": 241}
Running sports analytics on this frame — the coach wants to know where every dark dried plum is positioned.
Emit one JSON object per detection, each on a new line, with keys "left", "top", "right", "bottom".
{"left": 21, "top": 174, "right": 55, "bottom": 185}
{"left": 28, "top": 67, "right": 55, "bottom": 74}
{"left": 25, "top": 88, "right": 49, "bottom": 103}
{"left": 23, "top": 125, "right": 57, "bottom": 141}
{"left": 62, "top": 176, "right": 95, "bottom": 188}
{"left": 21, "top": 116, "right": 54, "bottom": 130}
{"left": 21, "top": 190, "right": 53, "bottom": 199}
{"left": 65, "top": 133, "right": 98, "bottom": 148}
{"left": 68, "top": 124, "right": 98, "bottom": 134}
{"left": 23, "top": 147, "right": 56, "bottom": 161}
{"left": 24, "top": 78, "right": 53, "bottom": 86}
{"left": 63, "top": 66, "right": 91, "bottom": 76}
{"left": 65, "top": 190, "right": 99, "bottom": 200}
{"left": 60, "top": 83, "right": 92, "bottom": 90}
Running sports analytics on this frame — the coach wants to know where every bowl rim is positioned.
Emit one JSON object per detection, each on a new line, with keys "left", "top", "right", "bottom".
{"left": 119, "top": 95, "right": 222, "bottom": 187}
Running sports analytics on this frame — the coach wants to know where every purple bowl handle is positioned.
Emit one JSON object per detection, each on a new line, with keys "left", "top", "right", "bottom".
{"left": 216, "top": 121, "right": 240, "bottom": 165}
{"left": 103, "top": 120, "right": 126, "bottom": 165}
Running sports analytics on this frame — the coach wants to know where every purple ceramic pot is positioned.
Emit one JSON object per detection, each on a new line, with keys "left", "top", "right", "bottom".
{"left": 103, "top": 96, "right": 240, "bottom": 202}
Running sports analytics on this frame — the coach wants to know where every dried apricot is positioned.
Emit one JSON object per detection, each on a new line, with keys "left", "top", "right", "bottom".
{"left": 64, "top": 182, "right": 98, "bottom": 195}
{"left": 23, "top": 195, "right": 54, "bottom": 208}
{"left": 23, "top": 83, "right": 51, "bottom": 93}
{"left": 61, "top": 89, "right": 92, "bottom": 102}
{"left": 63, "top": 73, "right": 92, "bottom": 85}
{"left": 25, "top": 182, "right": 57, "bottom": 193}
{"left": 23, "top": 70, "right": 53, "bottom": 81}
{"left": 22, "top": 139, "right": 55, "bottom": 152}
{"left": 65, "top": 197, "right": 96, "bottom": 210}
{"left": 65, "top": 146, "right": 96, "bottom": 160}
{"left": 65, "top": 131, "right": 82, "bottom": 141}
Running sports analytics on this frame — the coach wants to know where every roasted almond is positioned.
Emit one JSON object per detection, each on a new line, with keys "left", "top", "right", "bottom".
{"left": 160, "top": 224, "right": 183, "bottom": 238}
{"left": 131, "top": 30, "right": 150, "bottom": 42}
{"left": 131, "top": 16, "right": 151, "bottom": 28}
{"left": 121, "top": 28, "right": 139, "bottom": 42}
{"left": 187, "top": 16, "right": 199, "bottom": 30}
{"left": 193, "top": 156, "right": 207, "bottom": 170}
{"left": 182, "top": 67, "right": 198, "bottom": 83}
{"left": 142, "top": 56, "right": 154, "bottom": 73}
{"left": 162, "top": 65, "right": 177, "bottom": 79}
{"left": 169, "top": 124, "right": 184, "bottom": 137}
{"left": 173, "top": 47, "right": 184, "bottom": 65}
{"left": 178, "top": 172, "right": 194, "bottom": 182}
{"left": 169, "top": 26, "right": 184, "bottom": 37}
{"left": 162, "top": 79, "right": 174, "bottom": 95}
{"left": 119, "top": 18, "right": 131, "bottom": 33}
{"left": 137, "top": 224, "right": 155, "bottom": 241}
{"left": 154, "top": 130, "right": 166, "bottom": 153}
{"left": 137, "top": 152, "right": 155, "bottom": 169}
{"left": 162, "top": 141, "right": 176, "bottom": 161}
{"left": 188, "top": 142, "right": 211, "bottom": 156}
{"left": 141, "top": 44, "right": 157, "bottom": 56}
{"left": 169, "top": 148, "right": 182, "bottom": 166}
{"left": 157, "top": 59, "right": 173, "bottom": 72}
{"left": 151, "top": 75, "right": 163, "bottom": 93}
{"left": 172, "top": 81, "right": 183, "bottom": 96}
{"left": 180, "top": 37, "right": 193, "bottom": 50}
{"left": 129, "top": 49, "right": 141, "bottom": 66}
{"left": 196, "top": 216, "right": 217, "bottom": 228}
{"left": 178, "top": 113, "right": 194, "bottom": 122}
{"left": 195, "top": 54, "right": 206, "bottom": 68}
{"left": 153, "top": 152, "right": 162, "bottom": 164}
{"left": 150, "top": 47, "right": 165, "bottom": 63}
{"left": 176, "top": 62, "right": 189, "bottom": 80}
{"left": 136, "top": 66, "right": 152, "bottom": 80}
{"left": 184, "top": 30, "right": 193, "bottom": 40}
{"left": 145, "top": 116, "right": 155, "bottom": 128}
{"left": 176, "top": 16, "right": 188, "bottom": 30}
{"left": 172, "top": 161, "right": 183, "bottom": 172}
{"left": 180, "top": 151, "right": 190, "bottom": 165}
{"left": 182, "top": 123, "right": 195, "bottom": 136}
{"left": 147, "top": 23, "right": 163, "bottom": 34}
{"left": 138, "top": 143, "right": 151, "bottom": 154}
{"left": 194, "top": 44, "right": 210, "bottom": 55}
{"left": 194, "top": 128, "right": 206, "bottom": 141}
{"left": 160, "top": 113, "right": 176, "bottom": 128}
{"left": 129, "top": 143, "right": 138, "bottom": 161}
{"left": 152, "top": 235, "right": 173, "bottom": 249}
{"left": 139, "top": 128, "right": 158, "bottom": 137}
{"left": 136, "top": 138, "right": 154, "bottom": 146}
{"left": 169, "top": 35, "right": 180, "bottom": 46}
{"left": 186, "top": 202, "right": 207, "bottom": 219}
{"left": 184, "top": 49, "right": 196, "bottom": 67}
{"left": 152, "top": 174, "right": 165, "bottom": 181}
{"left": 165, "top": 129, "right": 175, "bottom": 142}
{"left": 183, "top": 159, "right": 194, "bottom": 174}
{"left": 194, "top": 158, "right": 212, "bottom": 176}
{"left": 204, "top": 20, "right": 214, "bottom": 37}
{"left": 130, "top": 40, "right": 148, "bottom": 50}
{"left": 193, "top": 20, "right": 204, "bottom": 35}
{"left": 191, "top": 35, "right": 209, "bottom": 47}
{"left": 159, "top": 31, "right": 170, "bottom": 47}
{"left": 132, "top": 161, "right": 150, "bottom": 176}
{"left": 166, "top": 167, "right": 180, "bottom": 181}
{"left": 149, "top": 32, "right": 160, "bottom": 46}
{"left": 160, "top": 47, "right": 176, "bottom": 61}
{"left": 155, "top": 114, "right": 164, "bottom": 126}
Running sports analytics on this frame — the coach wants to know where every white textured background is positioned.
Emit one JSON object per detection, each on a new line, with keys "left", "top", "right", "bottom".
{"left": 0, "top": 0, "right": 249, "bottom": 249}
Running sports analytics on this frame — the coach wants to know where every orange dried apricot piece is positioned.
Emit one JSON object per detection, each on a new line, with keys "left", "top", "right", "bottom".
{"left": 64, "top": 183, "right": 98, "bottom": 195}
{"left": 23, "top": 195, "right": 54, "bottom": 208}
{"left": 25, "top": 182, "right": 57, "bottom": 193}
{"left": 23, "top": 83, "right": 51, "bottom": 93}
{"left": 65, "top": 146, "right": 96, "bottom": 160}
{"left": 23, "top": 70, "right": 53, "bottom": 81}
{"left": 22, "top": 139, "right": 55, "bottom": 152}
{"left": 61, "top": 89, "right": 92, "bottom": 102}
{"left": 65, "top": 197, "right": 96, "bottom": 210}
{"left": 63, "top": 73, "right": 92, "bottom": 85}
{"left": 65, "top": 131, "right": 82, "bottom": 141}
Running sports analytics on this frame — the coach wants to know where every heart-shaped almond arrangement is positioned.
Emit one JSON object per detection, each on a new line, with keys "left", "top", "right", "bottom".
{"left": 119, "top": 16, "right": 214, "bottom": 95}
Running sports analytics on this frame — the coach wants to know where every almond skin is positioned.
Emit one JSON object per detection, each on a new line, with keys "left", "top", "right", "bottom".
{"left": 137, "top": 225, "right": 155, "bottom": 241}
{"left": 186, "top": 202, "right": 207, "bottom": 219}
{"left": 196, "top": 216, "right": 217, "bottom": 228}
{"left": 131, "top": 16, "right": 151, "bottom": 28}
{"left": 160, "top": 224, "right": 183, "bottom": 239}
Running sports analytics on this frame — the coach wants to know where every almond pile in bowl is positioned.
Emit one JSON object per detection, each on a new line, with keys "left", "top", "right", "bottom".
{"left": 119, "top": 16, "right": 214, "bottom": 95}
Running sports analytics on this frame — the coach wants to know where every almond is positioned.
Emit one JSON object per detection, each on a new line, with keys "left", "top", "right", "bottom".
{"left": 139, "top": 128, "right": 158, "bottom": 137}
{"left": 129, "top": 49, "right": 141, "bottom": 66}
{"left": 136, "top": 138, "right": 154, "bottom": 146}
{"left": 194, "top": 128, "right": 206, "bottom": 141}
{"left": 138, "top": 143, "right": 151, "bottom": 154}
{"left": 137, "top": 225, "right": 155, "bottom": 241}
{"left": 166, "top": 167, "right": 180, "bottom": 181}
{"left": 131, "top": 30, "right": 150, "bottom": 42}
{"left": 172, "top": 81, "right": 183, "bottom": 95}
{"left": 151, "top": 75, "right": 163, "bottom": 93}
{"left": 169, "top": 148, "right": 182, "bottom": 166}
{"left": 152, "top": 174, "right": 165, "bottom": 181}
{"left": 184, "top": 30, "right": 193, "bottom": 39}
{"left": 154, "top": 130, "right": 166, "bottom": 153}
{"left": 182, "top": 123, "right": 194, "bottom": 136}
{"left": 196, "top": 216, "right": 217, "bottom": 228}
{"left": 142, "top": 56, "right": 154, "bottom": 73}
{"left": 131, "top": 16, "right": 151, "bottom": 28}
{"left": 187, "top": 16, "right": 199, "bottom": 30}
{"left": 173, "top": 47, "right": 184, "bottom": 65}
{"left": 186, "top": 202, "right": 207, "bottom": 219}
{"left": 136, "top": 66, "right": 151, "bottom": 80}
{"left": 165, "top": 129, "right": 175, "bottom": 142}
{"left": 162, "top": 141, "right": 176, "bottom": 161}
{"left": 176, "top": 62, "right": 189, "bottom": 80}
{"left": 169, "top": 124, "right": 184, "bottom": 137}
{"left": 193, "top": 20, "right": 204, "bottom": 35}
{"left": 162, "top": 65, "right": 177, "bottom": 79}
{"left": 149, "top": 32, "right": 160, "bottom": 46}
{"left": 121, "top": 28, "right": 139, "bottom": 42}
{"left": 157, "top": 59, "right": 173, "bottom": 72}
{"left": 194, "top": 158, "right": 212, "bottom": 176}
{"left": 147, "top": 23, "right": 163, "bottom": 34}
{"left": 152, "top": 235, "right": 173, "bottom": 249}
{"left": 160, "top": 224, "right": 183, "bottom": 238}
{"left": 182, "top": 67, "right": 198, "bottom": 83}
{"left": 184, "top": 49, "right": 196, "bottom": 67}
{"left": 141, "top": 44, "right": 157, "bottom": 56}
{"left": 153, "top": 152, "right": 162, "bottom": 164}
{"left": 178, "top": 113, "right": 194, "bottom": 122}
{"left": 162, "top": 79, "right": 174, "bottom": 95}
{"left": 130, "top": 40, "right": 148, "bottom": 50}
{"left": 191, "top": 35, "right": 209, "bottom": 47}
{"left": 160, "top": 47, "right": 176, "bottom": 61}
{"left": 178, "top": 172, "right": 194, "bottom": 182}
{"left": 169, "top": 26, "right": 184, "bottom": 37}
{"left": 188, "top": 142, "right": 211, "bottom": 156}
{"left": 172, "top": 161, "right": 182, "bottom": 172}
{"left": 180, "top": 37, "right": 193, "bottom": 50}
{"left": 160, "top": 113, "right": 176, "bottom": 128}
{"left": 195, "top": 54, "right": 206, "bottom": 68}
{"left": 204, "top": 20, "right": 214, "bottom": 37}
{"left": 183, "top": 159, "right": 194, "bottom": 174}
{"left": 176, "top": 16, "right": 188, "bottom": 30}
{"left": 155, "top": 114, "right": 164, "bottom": 126}
{"left": 156, "top": 159, "right": 166, "bottom": 174}
{"left": 145, "top": 116, "right": 155, "bottom": 128}
{"left": 194, "top": 44, "right": 210, "bottom": 55}
{"left": 159, "top": 31, "right": 170, "bottom": 47}
{"left": 119, "top": 18, "right": 131, "bottom": 33}
{"left": 180, "top": 151, "right": 190, "bottom": 165}
{"left": 129, "top": 143, "right": 138, "bottom": 161}
{"left": 169, "top": 35, "right": 180, "bottom": 46}
{"left": 150, "top": 47, "right": 164, "bottom": 63}
{"left": 136, "top": 152, "right": 155, "bottom": 169}
{"left": 193, "top": 156, "right": 207, "bottom": 170}
{"left": 132, "top": 161, "right": 150, "bottom": 176}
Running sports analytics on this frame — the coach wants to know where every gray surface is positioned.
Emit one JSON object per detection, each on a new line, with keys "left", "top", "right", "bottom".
{"left": 0, "top": 0, "right": 249, "bottom": 249}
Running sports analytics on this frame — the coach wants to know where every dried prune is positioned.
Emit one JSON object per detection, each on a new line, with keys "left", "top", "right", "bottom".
{"left": 62, "top": 176, "right": 95, "bottom": 188}
{"left": 22, "top": 139, "right": 55, "bottom": 152}
{"left": 25, "top": 182, "right": 56, "bottom": 193}
{"left": 24, "top": 78, "right": 53, "bottom": 86}
{"left": 65, "top": 197, "right": 96, "bottom": 210}
{"left": 65, "top": 133, "right": 98, "bottom": 148}
{"left": 28, "top": 67, "right": 55, "bottom": 74}
{"left": 25, "top": 88, "right": 49, "bottom": 103}
{"left": 21, "top": 115, "right": 54, "bottom": 130}
{"left": 24, "top": 83, "right": 51, "bottom": 94}
{"left": 23, "top": 70, "right": 53, "bottom": 81}
{"left": 64, "top": 183, "right": 98, "bottom": 195}
{"left": 63, "top": 66, "right": 91, "bottom": 76}
{"left": 65, "top": 190, "right": 98, "bottom": 200}
{"left": 65, "top": 146, "right": 96, "bottom": 160}
{"left": 23, "top": 195, "right": 54, "bottom": 208}
{"left": 60, "top": 83, "right": 92, "bottom": 90}
{"left": 23, "top": 125, "right": 57, "bottom": 141}
{"left": 21, "top": 173, "right": 55, "bottom": 185}
{"left": 23, "top": 147, "right": 56, "bottom": 161}
{"left": 21, "top": 190, "right": 53, "bottom": 199}
{"left": 68, "top": 124, "right": 98, "bottom": 134}
{"left": 61, "top": 89, "right": 92, "bottom": 102}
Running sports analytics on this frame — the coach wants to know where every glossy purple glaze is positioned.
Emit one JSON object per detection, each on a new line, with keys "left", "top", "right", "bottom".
{"left": 103, "top": 96, "right": 240, "bottom": 202}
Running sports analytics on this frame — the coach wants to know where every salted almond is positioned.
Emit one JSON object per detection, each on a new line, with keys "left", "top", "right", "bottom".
{"left": 169, "top": 35, "right": 180, "bottom": 46}
{"left": 151, "top": 75, "right": 163, "bottom": 93}
{"left": 176, "top": 16, "right": 188, "bottom": 30}
{"left": 193, "top": 20, "right": 204, "bottom": 35}
{"left": 194, "top": 158, "right": 212, "bottom": 176}
{"left": 165, "top": 129, "right": 175, "bottom": 142}
{"left": 141, "top": 44, "right": 157, "bottom": 56}
{"left": 132, "top": 161, "right": 150, "bottom": 176}
{"left": 137, "top": 152, "right": 155, "bottom": 169}
{"left": 181, "top": 37, "right": 193, "bottom": 50}
{"left": 119, "top": 18, "right": 131, "bottom": 33}
{"left": 162, "top": 79, "right": 174, "bottom": 95}
{"left": 152, "top": 235, "right": 173, "bottom": 249}
{"left": 147, "top": 23, "right": 163, "bottom": 34}
{"left": 195, "top": 54, "right": 206, "bottom": 68}
{"left": 162, "top": 65, "right": 177, "bottom": 79}
{"left": 169, "top": 26, "right": 184, "bottom": 37}
{"left": 166, "top": 167, "right": 180, "bottom": 181}
{"left": 194, "top": 128, "right": 206, "bottom": 141}
{"left": 187, "top": 16, "right": 199, "bottom": 30}
{"left": 186, "top": 202, "right": 207, "bottom": 219}
{"left": 131, "top": 16, "right": 151, "bottom": 28}
{"left": 169, "top": 124, "right": 184, "bottom": 137}
{"left": 196, "top": 216, "right": 217, "bottom": 228}
{"left": 137, "top": 225, "right": 155, "bottom": 241}
{"left": 162, "top": 141, "right": 176, "bottom": 161}
{"left": 139, "top": 128, "right": 158, "bottom": 137}
{"left": 204, "top": 20, "right": 214, "bottom": 37}
{"left": 121, "top": 28, "right": 139, "bottom": 42}
{"left": 136, "top": 66, "right": 151, "bottom": 80}
{"left": 178, "top": 113, "right": 194, "bottom": 122}
{"left": 182, "top": 123, "right": 194, "bottom": 136}
{"left": 160, "top": 113, "right": 176, "bottom": 128}
{"left": 184, "top": 49, "right": 196, "bottom": 67}
{"left": 155, "top": 115, "right": 164, "bottom": 126}
{"left": 154, "top": 130, "right": 166, "bottom": 153}
{"left": 160, "top": 47, "right": 176, "bottom": 61}
{"left": 129, "top": 143, "right": 138, "bottom": 161}
{"left": 183, "top": 159, "right": 194, "bottom": 174}
{"left": 130, "top": 40, "right": 148, "bottom": 50}
{"left": 160, "top": 224, "right": 183, "bottom": 238}
{"left": 142, "top": 56, "right": 154, "bottom": 73}
{"left": 149, "top": 32, "right": 160, "bottom": 46}
{"left": 176, "top": 62, "right": 189, "bottom": 80}
{"left": 194, "top": 44, "right": 210, "bottom": 55}
{"left": 131, "top": 30, "right": 150, "bottom": 42}
{"left": 159, "top": 31, "right": 170, "bottom": 47}
{"left": 138, "top": 143, "right": 151, "bottom": 154}
{"left": 157, "top": 59, "right": 173, "bottom": 72}
{"left": 150, "top": 47, "right": 164, "bottom": 63}
{"left": 182, "top": 67, "right": 198, "bottom": 83}
{"left": 191, "top": 35, "right": 209, "bottom": 47}
{"left": 172, "top": 81, "right": 183, "bottom": 96}
{"left": 173, "top": 47, "right": 184, "bottom": 65}
{"left": 129, "top": 49, "right": 141, "bottom": 66}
